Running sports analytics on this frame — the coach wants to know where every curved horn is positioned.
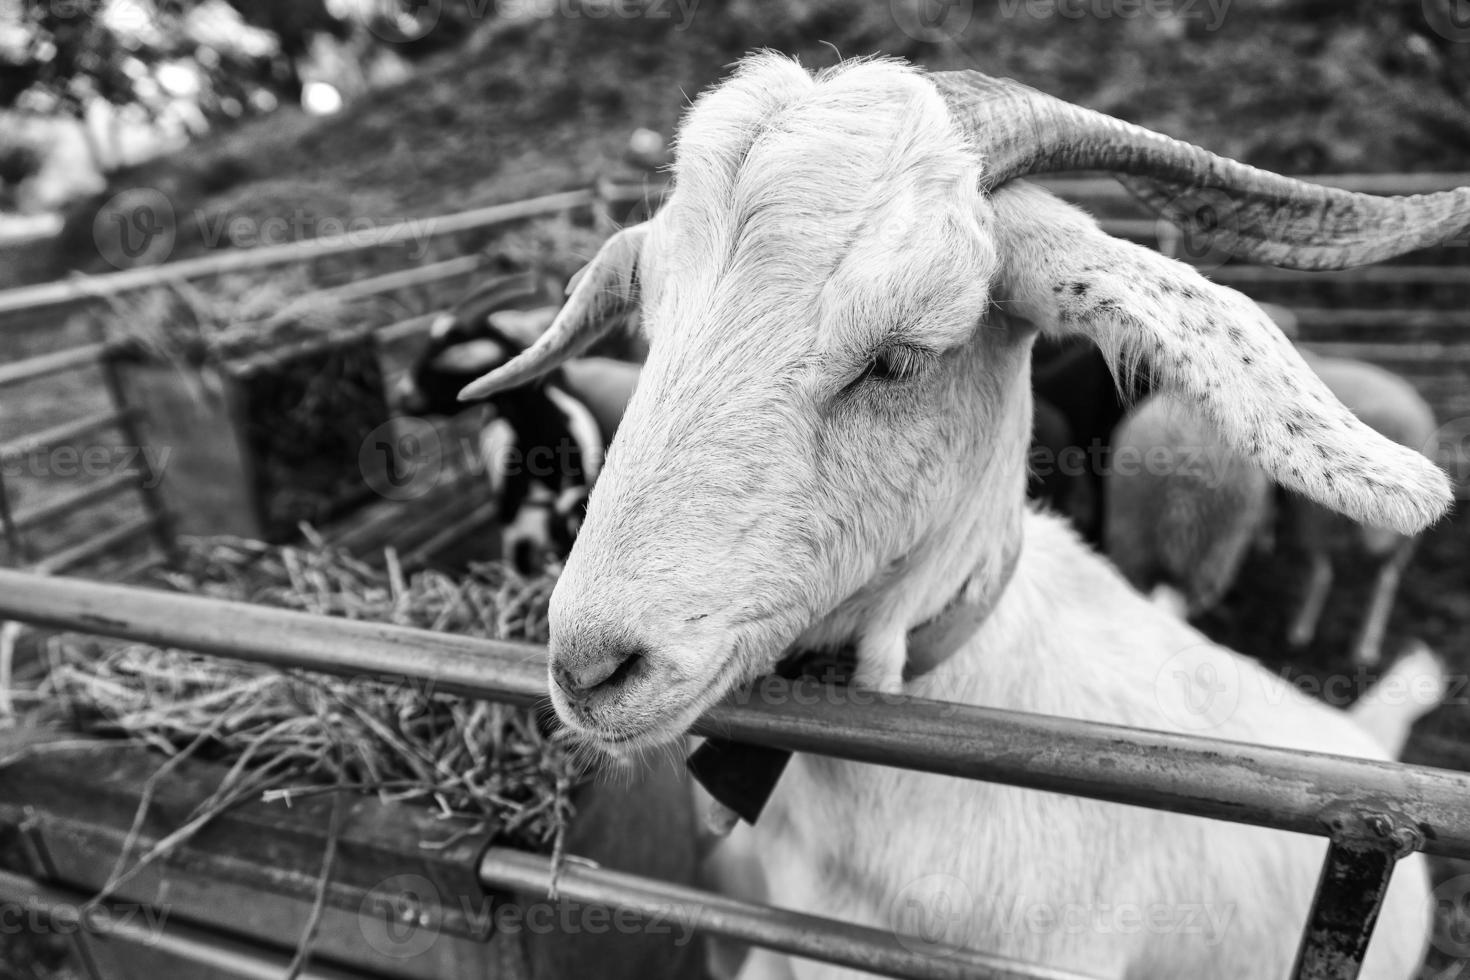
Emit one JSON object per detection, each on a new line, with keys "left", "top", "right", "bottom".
{"left": 932, "top": 70, "right": 1470, "bottom": 271}
{"left": 458, "top": 223, "right": 647, "bottom": 402}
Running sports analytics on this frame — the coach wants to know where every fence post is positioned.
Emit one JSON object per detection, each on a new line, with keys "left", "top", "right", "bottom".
{"left": 1289, "top": 807, "right": 1423, "bottom": 980}
{"left": 0, "top": 467, "right": 31, "bottom": 564}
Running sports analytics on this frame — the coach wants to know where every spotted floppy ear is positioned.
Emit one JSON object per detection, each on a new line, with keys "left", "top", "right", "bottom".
{"left": 991, "top": 182, "right": 1450, "bottom": 535}
{"left": 458, "top": 223, "right": 647, "bottom": 402}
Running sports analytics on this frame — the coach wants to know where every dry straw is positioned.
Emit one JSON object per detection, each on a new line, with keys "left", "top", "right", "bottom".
{"left": 17, "top": 535, "right": 581, "bottom": 977}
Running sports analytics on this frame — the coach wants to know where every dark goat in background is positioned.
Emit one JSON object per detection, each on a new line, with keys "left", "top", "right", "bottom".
{"left": 397, "top": 269, "right": 639, "bottom": 572}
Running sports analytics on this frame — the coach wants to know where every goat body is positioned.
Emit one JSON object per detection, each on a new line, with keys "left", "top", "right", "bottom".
{"left": 1105, "top": 392, "right": 1272, "bottom": 616}
{"left": 459, "top": 55, "right": 1459, "bottom": 979}
{"left": 1284, "top": 355, "right": 1439, "bottom": 665}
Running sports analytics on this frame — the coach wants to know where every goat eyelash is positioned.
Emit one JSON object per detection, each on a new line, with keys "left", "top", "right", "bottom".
{"left": 844, "top": 341, "right": 939, "bottom": 394}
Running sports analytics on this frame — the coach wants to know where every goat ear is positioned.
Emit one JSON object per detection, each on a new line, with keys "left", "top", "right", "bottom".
{"left": 458, "top": 223, "right": 647, "bottom": 402}
{"left": 991, "top": 182, "right": 1450, "bottom": 534}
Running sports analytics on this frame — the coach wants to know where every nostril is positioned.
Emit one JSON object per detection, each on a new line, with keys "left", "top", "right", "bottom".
{"left": 554, "top": 650, "right": 645, "bottom": 699}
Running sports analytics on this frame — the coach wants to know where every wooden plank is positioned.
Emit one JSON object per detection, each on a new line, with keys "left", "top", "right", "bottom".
{"left": 0, "top": 409, "right": 127, "bottom": 462}
{"left": 12, "top": 471, "right": 143, "bottom": 531}
{"left": 33, "top": 513, "right": 155, "bottom": 574}
{"left": 0, "top": 342, "right": 108, "bottom": 389}
{"left": 0, "top": 189, "right": 593, "bottom": 321}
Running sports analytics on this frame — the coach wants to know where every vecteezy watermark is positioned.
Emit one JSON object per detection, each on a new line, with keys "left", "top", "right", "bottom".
{"left": 1424, "top": 415, "right": 1470, "bottom": 500}
{"left": 360, "top": 418, "right": 445, "bottom": 502}
{"left": 1423, "top": 0, "right": 1470, "bottom": 42}
{"left": 1, "top": 444, "right": 171, "bottom": 488}
{"left": 192, "top": 210, "right": 440, "bottom": 261}
{"left": 993, "top": 898, "right": 1236, "bottom": 945}
{"left": 1029, "top": 439, "right": 1240, "bottom": 488}
{"left": 997, "top": 0, "right": 1231, "bottom": 30}
{"left": 357, "top": 872, "right": 699, "bottom": 959}
{"left": 1153, "top": 644, "right": 1461, "bottom": 731}
{"left": 93, "top": 188, "right": 177, "bottom": 270}
{"left": 359, "top": 873, "right": 443, "bottom": 959}
{"left": 496, "top": 0, "right": 702, "bottom": 28}
{"left": 0, "top": 896, "right": 171, "bottom": 943}
{"left": 1154, "top": 644, "right": 1243, "bottom": 732}
{"left": 359, "top": 416, "right": 603, "bottom": 501}
{"left": 92, "top": 189, "right": 441, "bottom": 268}
{"left": 888, "top": 873, "right": 1237, "bottom": 954}
{"left": 1151, "top": 186, "right": 1240, "bottom": 273}
{"left": 890, "top": 0, "right": 976, "bottom": 42}
{"left": 889, "top": 873, "right": 977, "bottom": 956}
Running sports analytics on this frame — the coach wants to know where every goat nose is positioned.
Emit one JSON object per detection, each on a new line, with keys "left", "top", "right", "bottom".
{"left": 553, "top": 649, "right": 644, "bottom": 700}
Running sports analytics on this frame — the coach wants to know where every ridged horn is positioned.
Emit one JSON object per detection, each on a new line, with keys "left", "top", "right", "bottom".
{"left": 932, "top": 70, "right": 1470, "bottom": 271}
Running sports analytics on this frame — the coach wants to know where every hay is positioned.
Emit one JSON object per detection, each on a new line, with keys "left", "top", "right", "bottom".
{"left": 27, "top": 536, "right": 579, "bottom": 853}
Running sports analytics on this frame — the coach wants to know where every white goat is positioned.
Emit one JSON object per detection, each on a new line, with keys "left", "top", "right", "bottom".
{"left": 1105, "top": 392, "right": 1272, "bottom": 618}
{"left": 461, "top": 55, "right": 1462, "bottom": 980}
{"left": 1283, "top": 354, "right": 1440, "bottom": 666}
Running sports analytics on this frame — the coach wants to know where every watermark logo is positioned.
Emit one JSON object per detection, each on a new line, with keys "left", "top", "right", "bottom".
{"left": 890, "top": 0, "right": 975, "bottom": 42}
{"left": 1153, "top": 186, "right": 1238, "bottom": 273}
{"left": 997, "top": 0, "right": 1231, "bottom": 31}
{"left": 360, "top": 417, "right": 444, "bottom": 501}
{"left": 1432, "top": 874, "right": 1470, "bottom": 959}
{"left": 359, "top": 0, "right": 443, "bottom": 42}
{"left": 888, "top": 873, "right": 976, "bottom": 956}
{"left": 1424, "top": 0, "right": 1470, "bottom": 42}
{"left": 1154, "top": 644, "right": 1241, "bottom": 731}
{"left": 1424, "top": 415, "right": 1470, "bottom": 500}
{"left": 93, "top": 188, "right": 176, "bottom": 270}
{"left": 358, "top": 873, "right": 443, "bottom": 959}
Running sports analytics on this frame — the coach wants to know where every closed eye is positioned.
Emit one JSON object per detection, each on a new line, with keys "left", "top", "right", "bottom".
{"left": 839, "top": 341, "right": 938, "bottom": 397}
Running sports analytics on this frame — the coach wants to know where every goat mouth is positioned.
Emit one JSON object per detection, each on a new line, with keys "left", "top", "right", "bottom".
{"left": 557, "top": 650, "right": 759, "bottom": 751}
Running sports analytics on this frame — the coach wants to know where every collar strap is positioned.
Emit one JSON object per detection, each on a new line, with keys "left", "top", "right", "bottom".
{"left": 687, "top": 547, "right": 1020, "bottom": 827}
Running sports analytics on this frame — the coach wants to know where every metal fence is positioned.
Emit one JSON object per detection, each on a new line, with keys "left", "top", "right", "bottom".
{"left": 1, "top": 173, "right": 1469, "bottom": 979}
{"left": 0, "top": 568, "right": 1467, "bottom": 980}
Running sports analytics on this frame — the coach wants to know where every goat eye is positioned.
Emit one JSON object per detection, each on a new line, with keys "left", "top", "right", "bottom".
{"left": 855, "top": 343, "right": 935, "bottom": 387}
{"left": 835, "top": 342, "right": 936, "bottom": 401}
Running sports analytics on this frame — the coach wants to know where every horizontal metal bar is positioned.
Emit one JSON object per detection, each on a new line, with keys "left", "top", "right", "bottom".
{"left": 0, "top": 189, "right": 593, "bottom": 320}
{"left": 12, "top": 472, "right": 142, "bottom": 531}
{"left": 375, "top": 313, "right": 438, "bottom": 345}
{"left": 32, "top": 515, "right": 156, "bottom": 575}
{"left": 1209, "top": 264, "right": 1470, "bottom": 285}
{"left": 0, "top": 342, "right": 110, "bottom": 389}
{"left": 478, "top": 847, "right": 1099, "bottom": 980}
{"left": 314, "top": 254, "right": 485, "bottom": 306}
{"left": 1293, "top": 307, "right": 1470, "bottom": 330}
{"left": 1298, "top": 341, "right": 1470, "bottom": 365}
{"left": 1, "top": 572, "right": 1469, "bottom": 859}
{"left": 0, "top": 409, "right": 128, "bottom": 463}
{"left": 0, "top": 869, "right": 394, "bottom": 980}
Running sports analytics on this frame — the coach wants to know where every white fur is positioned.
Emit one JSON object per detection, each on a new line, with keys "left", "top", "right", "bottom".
{"left": 462, "top": 54, "right": 1452, "bottom": 979}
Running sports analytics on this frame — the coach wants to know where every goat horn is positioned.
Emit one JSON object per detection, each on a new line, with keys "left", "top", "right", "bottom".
{"left": 933, "top": 70, "right": 1470, "bottom": 271}
{"left": 458, "top": 223, "right": 646, "bottom": 402}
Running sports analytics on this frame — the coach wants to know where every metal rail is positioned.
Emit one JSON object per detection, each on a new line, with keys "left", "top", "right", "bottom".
{"left": 0, "top": 342, "right": 108, "bottom": 388}
{"left": 478, "top": 847, "right": 1103, "bottom": 980}
{"left": 11, "top": 472, "right": 142, "bottom": 532}
{"left": 0, "top": 409, "right": 129, "bottom": 463}
{"left": 0, "top": 869, "right": 393, "bottom": 980}
{"left": 0, "top": 569, "right": 1467, "bottom": 861}
{"left": 0, "top": 189, "right": 593, "bottom": 320}
{"left": 32, "top": 514, "right": 156, "bottom": 575}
